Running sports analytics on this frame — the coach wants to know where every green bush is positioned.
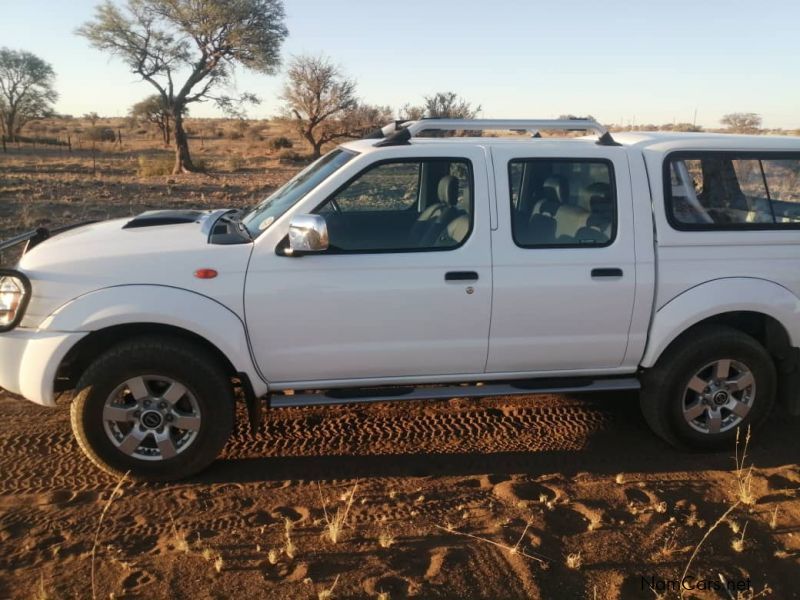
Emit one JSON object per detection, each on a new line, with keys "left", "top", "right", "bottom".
{"left": 268, "top": 136, "right": 293, "bottom": 151}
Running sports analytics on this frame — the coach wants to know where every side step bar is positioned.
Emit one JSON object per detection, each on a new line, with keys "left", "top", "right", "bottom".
{"left": 269, "top": 377, "right": 640, "bottom": 409}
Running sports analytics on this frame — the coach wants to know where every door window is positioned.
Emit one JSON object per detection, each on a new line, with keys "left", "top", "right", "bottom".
{"left": 315, "top": 158, "right": 473, "bottom": 252}
{"left": 508, "top": 159, "right": 616, "bottom": 247}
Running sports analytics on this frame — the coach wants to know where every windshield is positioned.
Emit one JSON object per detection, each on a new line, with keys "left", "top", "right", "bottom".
{"left": 241, "top": 149, "right": 356, "bottom": 237}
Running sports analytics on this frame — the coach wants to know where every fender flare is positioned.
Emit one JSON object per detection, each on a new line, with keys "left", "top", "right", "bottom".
{"left": 641, "top": 277, "right": 800, "bottom": 368}
{"left": 39, "top": 284, "right": 268, "bottom": 396}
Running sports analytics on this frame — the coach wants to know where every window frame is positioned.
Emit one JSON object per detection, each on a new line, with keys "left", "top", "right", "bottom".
{"left": 507, "top": 157, "right": 618, "bottom": 250}
{"left": 310, "top": 156, "right": 476, "bottom": 255}
{"left": 663, "top": 150, "right": 800, "bottom": 232}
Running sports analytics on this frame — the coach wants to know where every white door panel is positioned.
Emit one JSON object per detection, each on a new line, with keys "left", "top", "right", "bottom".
{"left": 486, "top": 146, "right": 637, "bottom": 372}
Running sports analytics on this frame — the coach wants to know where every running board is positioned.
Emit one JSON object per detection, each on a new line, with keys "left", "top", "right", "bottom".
{"left": 269, "top": 377, "right": 640, "bottom": 408}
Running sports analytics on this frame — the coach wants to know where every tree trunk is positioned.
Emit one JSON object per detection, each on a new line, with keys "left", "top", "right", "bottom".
{"left": 302, "top": 125, "right": 323, "bottom": 159}
{"left": 172, "top": 108, "right": 195, "bottom": 174}
{"left": 4, "top": 113, "right": 15, "bottom": 143}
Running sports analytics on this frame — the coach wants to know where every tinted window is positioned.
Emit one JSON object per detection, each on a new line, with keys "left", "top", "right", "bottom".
{"left": 509, "top": 159, "right": 616, "bottom": 247}
{"left": 314, "top": 159, "right": 473, "bottom": 252}
{"left": 666, "top": 153, "right": 800, "bottom": 229}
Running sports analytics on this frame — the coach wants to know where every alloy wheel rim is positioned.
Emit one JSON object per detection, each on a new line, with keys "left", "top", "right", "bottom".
{"left": 102, "top": 375, "right": 201, "bottom": 461}
{"left": 682, "top": 359, "right": 755, "bottom": 435}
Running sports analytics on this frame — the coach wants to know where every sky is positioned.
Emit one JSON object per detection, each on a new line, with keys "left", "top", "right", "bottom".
{"left": 1, "top": 0, "right": 798, "bottom": 129}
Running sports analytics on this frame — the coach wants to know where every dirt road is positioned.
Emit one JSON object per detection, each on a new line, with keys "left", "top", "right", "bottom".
{"left": 1, "top": 390, "right": 798, "bottom": 599}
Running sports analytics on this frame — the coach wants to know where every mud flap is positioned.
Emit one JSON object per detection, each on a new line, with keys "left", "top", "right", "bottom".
{"left": 237, "top": 373, "right": 266, "bottom": 434}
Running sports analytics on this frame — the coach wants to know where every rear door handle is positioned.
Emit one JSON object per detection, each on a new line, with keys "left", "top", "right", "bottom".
{"left": 591, "top": 268, "right": 623, "bottom": 278}
{"left": 445, "top": 271, "right": 479, "bottom": 282}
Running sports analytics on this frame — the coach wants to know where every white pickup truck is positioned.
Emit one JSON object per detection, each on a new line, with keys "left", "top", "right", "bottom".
{"left": 2, "top": 118, "right": 799, "bottom": 481}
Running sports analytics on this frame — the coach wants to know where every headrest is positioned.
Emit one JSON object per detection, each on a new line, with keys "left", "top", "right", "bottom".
{"left": 538, "top": 188, "right": 560, "bottom": 215}
{"left": 586, "top": 181, "right": 610, "bottom": 198}
{"left": 543, "top": 176, "right": 565, "bottom": 202}
{"left": 438, "top": 176, "right": 460, "bottom": 207}
{"left": 590, "top": 194, "right": 612, "bottom": 215}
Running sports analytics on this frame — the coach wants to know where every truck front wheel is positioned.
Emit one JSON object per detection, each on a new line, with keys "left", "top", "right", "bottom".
{"left": 640, "top": 325, "right": 776, "bottom": 450}
{"left": 70, "top": 336, "right": 235, "bottom": 482}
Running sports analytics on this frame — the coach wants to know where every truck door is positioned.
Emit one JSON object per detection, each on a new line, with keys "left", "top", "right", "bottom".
{"left": 486, "top": 145, "right": 637, "bottom": 372}
{"left": 244, "top": 145, "right": 494, "bottom": 385}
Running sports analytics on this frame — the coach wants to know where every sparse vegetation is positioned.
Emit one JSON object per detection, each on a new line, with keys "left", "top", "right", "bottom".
{"left": 565, "top": 552, "right": 582, "bottom": 570}
{"left": 137, "top": 154, "right": 174, "bottom": 177}
{"left": 91, "top": 473, "right": 129, "bottom": 600}
{"left": 317, "top": 574, "right": 340, "bottom": 600}
{"left": 319, "top": 481, "right": 358, "bottom": 544}
{"left": 268, "top": 135, "right": 293, "bottom": 151}
{"left": 77, "top": 0, "right": 288, "bottom": 173}
{"left": 283, "top": 518, "right": 296, "bottom": 559}
{"left": 378, "top": 530, "right": 395, "bottom": 549}
{"left": 734, "top": 427, "right": 756, "bottom": 506}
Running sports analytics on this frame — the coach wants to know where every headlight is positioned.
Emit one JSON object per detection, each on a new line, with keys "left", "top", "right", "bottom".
{"left": 0, "top": 272, "right": 30, "bottom": 331}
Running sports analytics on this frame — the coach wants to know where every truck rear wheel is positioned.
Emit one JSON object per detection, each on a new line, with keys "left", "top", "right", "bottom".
{"left": 640, "top": 325, "right": 776, "bottom": 450}
{"left": 70, "top": 336, "right": 235, "bottom": 482}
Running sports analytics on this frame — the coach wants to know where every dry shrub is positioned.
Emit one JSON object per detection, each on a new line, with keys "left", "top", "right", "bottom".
{"left": 269, "top": 136, "right": 293, "bottom": 151}
{"left": 277, "top": 149, "right": 308, "bottom": 163}
{"left": 222, "top": 155, "right": 245, "bottom": 172}
{"left": 84, "top": 126, "right": 116, "bottom": 142}
{"left": 137, "top": 155, "right": 173, "bottom": 177}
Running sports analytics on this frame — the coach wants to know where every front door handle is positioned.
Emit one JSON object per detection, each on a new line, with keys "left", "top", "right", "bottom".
{"left": 591, "top": 268, "right": 623, "bottom": 278}
{"left": 445, "top": 271, "right": 479, "bottom": 282}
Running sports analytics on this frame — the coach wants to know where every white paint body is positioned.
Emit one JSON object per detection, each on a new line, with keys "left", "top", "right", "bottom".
{"left": 2, "top": 131, "right": 800, "bottom": 406}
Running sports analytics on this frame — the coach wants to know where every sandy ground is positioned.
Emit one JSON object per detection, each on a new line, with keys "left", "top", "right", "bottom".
{"left": 0, "top": 390, "right": 798, "bottom": 600}
{"left": 1, "top": 122, "right": 799, "bottom": 599}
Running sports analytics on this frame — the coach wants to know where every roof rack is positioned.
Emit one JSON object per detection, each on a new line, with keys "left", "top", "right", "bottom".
{"left": 373, "top": 118, "right": 620, "bottom": 147}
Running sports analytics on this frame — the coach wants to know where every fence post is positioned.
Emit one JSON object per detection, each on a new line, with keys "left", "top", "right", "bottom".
{"left": 67, "top": 135, "right": 72, "bottom": 152}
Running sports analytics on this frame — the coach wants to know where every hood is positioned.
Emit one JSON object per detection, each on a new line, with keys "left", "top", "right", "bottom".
{"left": 17, "top": 211, "right": 253, "bottom": 328}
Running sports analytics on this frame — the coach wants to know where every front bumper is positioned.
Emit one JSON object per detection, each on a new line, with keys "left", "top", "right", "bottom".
{"left": 0, "top": 328, "right": 86, "bottom": 407}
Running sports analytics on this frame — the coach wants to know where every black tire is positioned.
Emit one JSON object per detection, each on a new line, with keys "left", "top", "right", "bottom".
{"left": 70, "top": 336, "right": 235, "bottom": 482}
{"left": 640, "top": 324, "right": 776, "bottom": 450}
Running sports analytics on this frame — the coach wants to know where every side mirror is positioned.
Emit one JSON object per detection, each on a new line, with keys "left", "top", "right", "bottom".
{"left": 287, "top": 214, "right": 329, "bottom": 254}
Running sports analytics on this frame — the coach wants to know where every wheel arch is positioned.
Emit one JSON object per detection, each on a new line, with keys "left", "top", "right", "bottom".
{"left": 57, "top": 322, "right": 240, "bottom": 392}
{"left": 39, "top": 284, "right": 268, "bottom": 398}
{"left": 641, "top": 278, "right": 800, "bottom": 369}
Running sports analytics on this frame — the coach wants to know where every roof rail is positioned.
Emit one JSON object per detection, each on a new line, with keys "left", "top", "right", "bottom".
{"left": 373, "top": 118, "right": 620, "bottom": 147}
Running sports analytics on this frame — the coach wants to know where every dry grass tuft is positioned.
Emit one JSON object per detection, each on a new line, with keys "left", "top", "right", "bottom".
{"left": 317, "top": 574, "right": 340, "bottom": 600}
{"left": 283, "top": 518, "right": 297, "bottom": 559}
{"left": 214, "top": 554, "right": 225, "bottom": 573}
{"left": 565, "top": 552, "right": 583, "bottom": 570}
{"left": 731, "top": 521, "right": 748, "bottom": 553}
{"left": 91, "top": 472, "right": 129, "bottom": 600}
{"left": 33, "top": 573, "right": 49, "bottom": 600}
{"left": 319, "top": 481, "right": 358, "bottom": 544}
{"left": 769, "top": 506, "right": 779, "bottom": 530}
{"left": 734, "top": 427, "right": 756, "bottom": 506}
{"left": 169, "top": 512, "right": 190, "bottom": 553}
{"left": 434, "top": 520, "right": 549, "bottom": 566}
{"left": 378, "top": 530, "right": 396, "bottom": 549}
{"left": 137, "top": 155, "right": 173, "bottom": 177}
